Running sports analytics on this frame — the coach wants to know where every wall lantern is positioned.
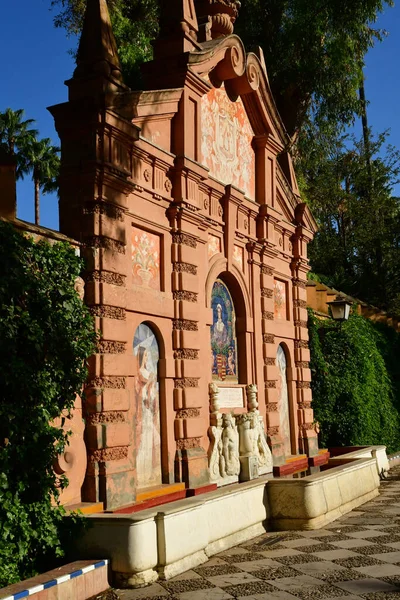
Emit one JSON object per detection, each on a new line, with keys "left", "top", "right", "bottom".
{"left": 327, "top": 295, "right": 352, "bottom": 322}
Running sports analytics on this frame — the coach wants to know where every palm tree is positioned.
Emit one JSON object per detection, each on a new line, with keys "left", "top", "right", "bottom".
{"left": 0, "top": 108, "right": 38, "bottom": 177}
{"left": 21, "top": 138, "right": 60, "bottom": 226}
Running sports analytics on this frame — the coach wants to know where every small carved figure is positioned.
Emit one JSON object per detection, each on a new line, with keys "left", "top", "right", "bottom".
{"left": 246, "top": 383, "right": 258, "bottom": 412}
{"left": 74, "top": 276, "right": 85, "bottom": 301}
{"left": 208, "top": 424, "right": 223, "bottom": 481}
{"left": 221, "top": 413, "right": 240, "bottom": 476}
{"left": 209, "top": 382, "right": 220, "bottom": 414}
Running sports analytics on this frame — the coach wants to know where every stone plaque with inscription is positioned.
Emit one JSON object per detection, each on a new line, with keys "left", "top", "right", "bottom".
{"left": 218, "top": 386, "right": 245, "bottom": 409}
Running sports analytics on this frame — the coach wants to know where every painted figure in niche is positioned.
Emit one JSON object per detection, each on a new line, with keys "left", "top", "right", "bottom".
{"left": 211, "top": 280, "right": 238, "bottom": 383}
{"left": 277, "top": 345, "right": 292, "bottom": 456}
{"left": 133, "top": 323, "right": 162, "bottom": 489}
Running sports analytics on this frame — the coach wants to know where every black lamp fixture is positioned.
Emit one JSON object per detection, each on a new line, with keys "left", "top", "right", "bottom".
{"left": 327, "top": 295, "right": 352, "bottom": 322}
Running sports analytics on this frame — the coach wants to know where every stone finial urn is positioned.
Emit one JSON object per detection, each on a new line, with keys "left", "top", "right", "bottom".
{"left": 195, "top": 0, "right": 241, "bottom": 39}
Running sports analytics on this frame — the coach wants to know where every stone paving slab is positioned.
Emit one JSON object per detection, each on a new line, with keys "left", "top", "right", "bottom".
{"left": 100, "top": 467, "right": 400, "bottom": 600}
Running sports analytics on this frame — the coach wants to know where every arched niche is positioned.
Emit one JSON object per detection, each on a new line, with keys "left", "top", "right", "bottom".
{"left": 133, "top": 322, "right": 164, "bottom": 489}
{"left": 210, "top": 274, "right": 248, "bottom": 384}
{"left": 276, "top": 343, "right": 293, "bottom": 456}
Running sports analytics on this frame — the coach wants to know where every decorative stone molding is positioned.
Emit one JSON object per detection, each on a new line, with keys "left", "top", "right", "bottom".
{"left": 294, "top": 299, "right": 307, "bottom": 309}
{"left": 173, "top": 262, "right": 198, "bottom": 275}
{"left": 267, "top": 426, "right": 279, "bottom": 436}
{"left": 74, "top": 276, "right": 85, "bottom": 301}
{"left": 261, "top": 266, "right": 274, "bottom": 276}
{"left": 96, "top": 340, "right": 126, "bottom": 354}
{"left": 174, "top": 377, "right": 199, "bottom": 388}
{"left": 89, "top": 305, "right": 126, "bottom": 320}
{"left": 295, "top": 361, "right": 310, "bottom": 369}
{"left": 293, "top": 279, "right": 307, "bottom": 289}
{"left": 86, "top": 270, "right": 126, "bottom": 286}
{"left": 209, "top": 382, "right": 220, "bottom": 415}
{"left": 175, "top": 408, "right": 201, "bottom": 419}
{"left": 83, "top": 202, "right": 124, "bottom": 222}
{"left": 296, "top": 381, "right": 311, "bottom": 389}
{"left": 264, "top": 357, "right": 276, "bottom": 366}
{"left": 87, "top": 376, "right": 126, "bottom": 389}
{"left": 262, "top": 311, "right": 274, "bottom": 320}
{"left": 173, "top": 291, "right": 198, "bottom": 302}
{"left": 265, "top": 380, "right": 277, "bottom": 389}
{"left": 174, "top": 349, "right": 199, "bottom": 360}
{"left": 300, "top": 423, "right": 315, "bottom": 432}
{"left": 86, "top": 411, "right": 126, "bottom": 424}
{"left": 298, "top": 401, "right": 312, "bottom": 409}
{"left": 173, "top": 319, "right": 198, "bottom": 331}
{"left": 172, "top": 232, "right": 197, "bottom": 248}
{"left": 263, "top": 333, "right": 275, "bottom": 344}
{"left": 295, "top": 340, "right": 309, "bottom": 349}
{"left": 294, "top": 320, "right": 308, "bottom": 328}
{"left": 176, "top": 437, "right": 202, "bottom": 450}
{"left": 265, "top": 403, "right": 278, "bottom": 412}
{"left": 85, "top": 236, "right": 126, "bottom": 254}
{"left": 89, "top": 446, "right": 128, "bottom": 462}
{"left": 261, "top": 288, "right": 274, "bottom": 299}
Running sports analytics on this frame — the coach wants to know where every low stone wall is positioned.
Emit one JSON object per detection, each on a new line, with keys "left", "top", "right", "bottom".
{"left": 77, "top": 454, "right": 381, "bottom": 587}
{"left": 268, "top": 457, "right": 379, "bottom": 530}
{"left": 0, "top": 560, "right": 108, "bottom": 600}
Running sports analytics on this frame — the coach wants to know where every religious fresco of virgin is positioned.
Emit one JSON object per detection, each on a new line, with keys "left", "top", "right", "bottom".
{"left": 211, "top": 280, "right": 238, "bottom": 383}
{"left": 133, "top": 323, "right": 162, "bottom": 489}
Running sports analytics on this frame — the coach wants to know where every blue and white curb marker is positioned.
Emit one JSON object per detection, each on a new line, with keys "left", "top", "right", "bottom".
{"left": 1, "top": 560, "right": 108, "bottom": 600}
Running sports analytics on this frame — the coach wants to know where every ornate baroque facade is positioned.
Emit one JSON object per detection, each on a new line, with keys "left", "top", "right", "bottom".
{"left": 50, "top": 0, "right": 319, "bottom": 510}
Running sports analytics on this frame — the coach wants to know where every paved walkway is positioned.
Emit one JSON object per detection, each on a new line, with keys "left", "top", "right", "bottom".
{"left": 105, "top": 466, "right": 400, "bottom": 600}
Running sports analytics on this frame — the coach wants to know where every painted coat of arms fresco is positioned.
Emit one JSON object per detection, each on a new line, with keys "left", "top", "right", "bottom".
{"left": 211, "top": 280, "right": 238, "bottom": 383}
{"left": 133, "top": 323, "right": 162, "bottom": 489}
{"left": 201, "top": 87, "right": 255, "bottom": 199}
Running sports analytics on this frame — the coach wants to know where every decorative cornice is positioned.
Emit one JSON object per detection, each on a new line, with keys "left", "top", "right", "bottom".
{"left": 87, "top": 376, "right": 126, "bottom": 389}
{"left": 293, "top": 278, "right": 307, "bottom": 289}
{"left": 264, "top": 357, "right": 276, "bottom": 366}
{"left": 174, "top": 349, "right": 200, "bottom": 360}
{"left": 83, "top": 202, "right": 124, "bottom": 222}
{"left": 89, "top": 305, "right": 126, "bottom": 320}
{"left": 295, "top": 361, "right": 310, "bottom": 369}
{"left": 294, "top": 320, "right": 308, "bottom": 328}
{"left": 85, "top": 236, "right": 125, "bottom": 254}
{"left": 261, "top": 288, "right": 274, "bottom": 299}
{"left": 89, "top": 446, "right": 128, "bottom": 462}
{"left": 85, "top": 270, "right": 126, "bottom": 287}
{"left": 265, "top": 380, "right": 277, "bottom": 389}
{"left": 86, "top": 411, "right": 126, "bottom": 424}
{"left": 176, "top": 437, "right": 202, "bottom": 450}
{"left": 262, "top": 311, "right": 274, "bottom": 320}
{"left": 174, "top": 378, "right": 199, "bottom": 388}
{"left": 296, "top": 381, "right": 311, "bottom": 389}
{"left": 265, "top": 403, "right": 278, "bottom": 412}
{"left": 173, "top": 291, "right": 198, "bottom": 302}
{"left": 173, "top": 319, "right": 198, "bottom": 331}
{"left": 173, "top": 262, "right": 198, "bottom": 275}
{"left": 294, "top": 299, "right": 307, "bottom": 309}
{"left": 298, "top": 401, "right": 312, "bottom": 409}
{"left": 295, "top": 340, "right": 309, "bottom": 349}
{"left": 263, "top": 333, "right": 275, "bottom": 344}
{"left": 300, "top": 423, "right": 315, "bottom": 432}
{"left": 261, "top": 266, "right": 274, "bottom": 276}
{"left": 175, "top": 408, "right": 201, "bottom": 419}
{"left": 96, "top": 340, "right": 126, "bottom": 354}
{"left": 172, "top": 232, "right": 197, "bottom": 248}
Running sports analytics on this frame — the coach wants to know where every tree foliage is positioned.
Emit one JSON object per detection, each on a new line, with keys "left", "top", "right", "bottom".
{"left": 308, "top": 309, "right": 400, "bottom": 453}
{"left": 0, "top": 222, "right": 96, "bottom": 586}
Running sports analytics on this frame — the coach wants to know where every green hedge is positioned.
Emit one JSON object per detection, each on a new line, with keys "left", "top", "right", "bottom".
{"left": 308, "top": 309, "right": 400, "bottom": 453}
{"left": 0, "top": 222, "right": 96, "bottom": 586}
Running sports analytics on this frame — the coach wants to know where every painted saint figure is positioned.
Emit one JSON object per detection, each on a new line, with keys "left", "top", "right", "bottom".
{"left": 211, "top": 280, "right": 238, "bottom": 383}
{"left": 134, "top": 323, "right": 162, "bottom": 489}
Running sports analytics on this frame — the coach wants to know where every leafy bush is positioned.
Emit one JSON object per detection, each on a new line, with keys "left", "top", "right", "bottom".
{"left": 0, "top": 222, "right": 96, "bottom": 586}
{"left": 308, "top": 309, "right": 400, "bottom": 453}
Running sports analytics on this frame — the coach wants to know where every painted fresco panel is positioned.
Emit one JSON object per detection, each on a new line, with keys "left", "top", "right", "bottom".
{"left": 208, "top": 233, "right": 222, "bottom": 259}
{"left": 277, "top": 345, "right": 291, "bottom": 456}
{"left": 201, "top": 87, "right": 255, "bottom": 199}
{"left": 274, "top": 279, "right": 287, "bottom": 320}
{"left": 132, "top": 227, "right": 160, "bottom": 290}
{"left": 233, "top": 244, "right": 244, "bottom": 271}
{"left": 211, "top": 280, "right": 238, "bottom": 383}
{"left": 133, "top": 323, "right": 162, "bottom": 489}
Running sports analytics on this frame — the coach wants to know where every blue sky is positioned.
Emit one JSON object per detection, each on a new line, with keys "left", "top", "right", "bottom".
{"left": 1, "top": 1, "right": 400, "bottom": 231}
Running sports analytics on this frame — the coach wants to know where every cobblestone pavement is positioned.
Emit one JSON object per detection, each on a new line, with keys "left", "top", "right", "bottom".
{"left": 96, "top": 466, "right": 400, "bottom": 600}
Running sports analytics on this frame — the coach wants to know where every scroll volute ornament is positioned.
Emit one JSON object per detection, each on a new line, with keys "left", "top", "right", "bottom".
{"left": 195, "top": 0, "right": 241, "bottom": 39}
